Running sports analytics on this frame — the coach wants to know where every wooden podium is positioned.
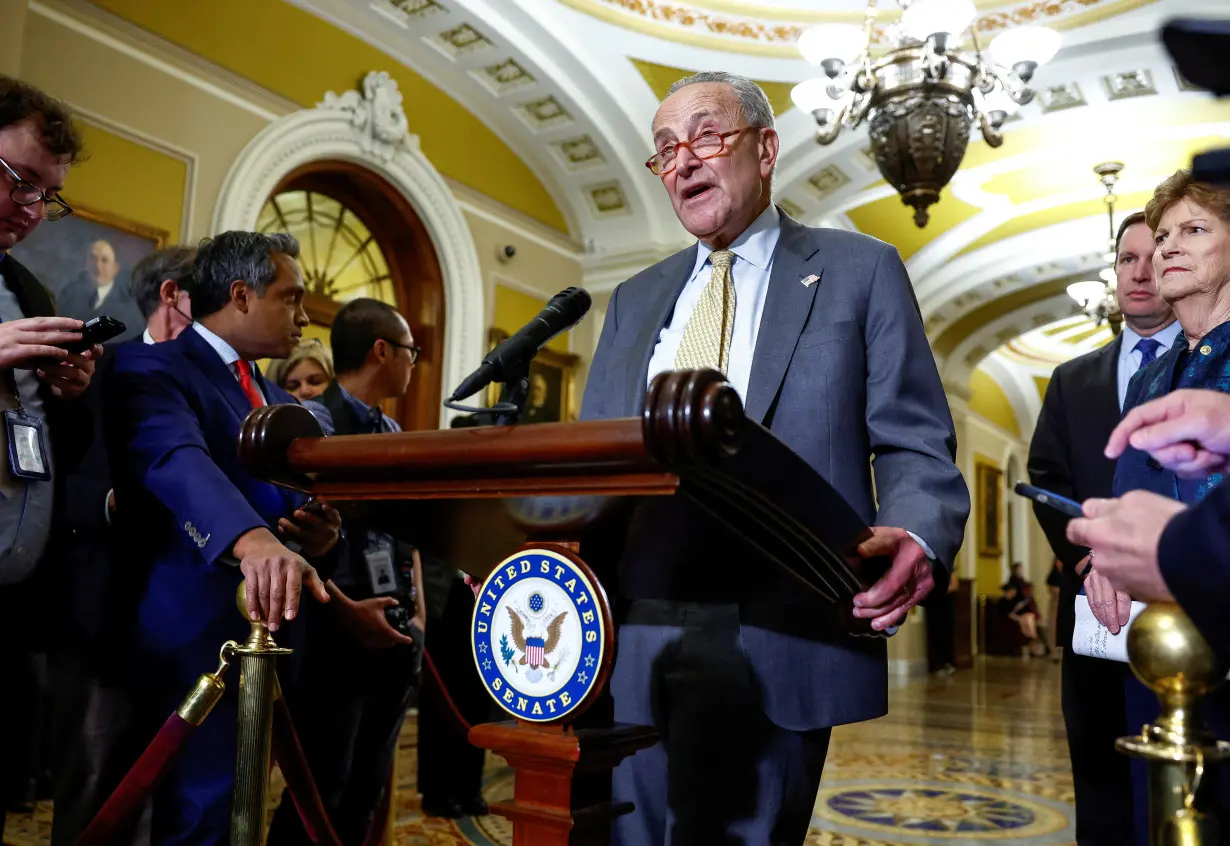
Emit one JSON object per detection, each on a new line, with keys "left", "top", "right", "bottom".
{"left": 238, "top": 369, "right": 884, "bottom": 845}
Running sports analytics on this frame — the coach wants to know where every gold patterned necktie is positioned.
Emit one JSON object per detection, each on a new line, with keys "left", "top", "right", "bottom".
{"left": 674, "top": 249, "right": 736, "bottom": 373}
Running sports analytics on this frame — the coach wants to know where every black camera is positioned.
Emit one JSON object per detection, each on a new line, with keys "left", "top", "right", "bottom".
{"left": 1163, "top": 19, "right": 1230, "bottom": 183}
{"left": 378, "top": 553, "right": 419, "bottom": 640}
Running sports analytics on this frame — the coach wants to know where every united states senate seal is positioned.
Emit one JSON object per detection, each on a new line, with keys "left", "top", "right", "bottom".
{"left": 471, "top": 546, "right": 609, "bottom": 723}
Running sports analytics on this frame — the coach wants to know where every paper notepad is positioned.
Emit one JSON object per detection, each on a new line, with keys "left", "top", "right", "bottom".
{"left": 1071, "top": 595, "right": 1147, "bottom": 662}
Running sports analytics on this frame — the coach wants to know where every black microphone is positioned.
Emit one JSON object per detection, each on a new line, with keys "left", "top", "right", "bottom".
{"left": 449, "top": 286, "right": 591, "bottom": 402}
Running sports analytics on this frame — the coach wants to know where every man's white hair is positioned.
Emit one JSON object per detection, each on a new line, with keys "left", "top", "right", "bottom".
{"left": 665, "top": 71, "right": 775, "bottom": 130}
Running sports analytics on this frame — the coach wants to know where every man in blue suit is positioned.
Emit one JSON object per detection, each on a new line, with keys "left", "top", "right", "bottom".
{"left": 582, "top": 72, "right": 969, "bottom": 845}
{"left": 106, "top": 231, "right": 341, "bottom": 846}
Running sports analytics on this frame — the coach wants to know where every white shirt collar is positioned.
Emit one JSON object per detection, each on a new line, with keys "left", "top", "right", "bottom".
{"left": 192, "top": 321, "right": 242, "bottom": 367}
{"left": 142, "top": 328, "right": 155, "bottom": 345}
{"left": 1120, "top": 320, "right": 1183, "bottom": 358}
{"left": 690, "top": 204, "right": 781, "bottom": 279}
{"left": 95, "top": 282, "right": 114, "bottom": 303}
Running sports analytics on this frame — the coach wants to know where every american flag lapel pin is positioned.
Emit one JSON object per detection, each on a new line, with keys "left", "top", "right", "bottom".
{"left": 801, "top": 274, "right": 820, "bottom": 288}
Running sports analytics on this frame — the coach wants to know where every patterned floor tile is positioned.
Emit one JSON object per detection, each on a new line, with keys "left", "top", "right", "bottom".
{"left": 4, "top": 657, "right": 1078, "bottom": 846}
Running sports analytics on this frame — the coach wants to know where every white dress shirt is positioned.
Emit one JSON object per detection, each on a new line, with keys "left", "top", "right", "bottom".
{"left": 1117, "top": 321, "right": 1183, "bottom": 410}
{"left": 141, "top": 327, "right": 155, "bottom": 346}
{"left": 93, "top": 282, "right": 114, "bottom": 308}
{"left": 647, "top": 204, "right": 780, "bottom": 402}
{"left": 192, "top": 322, "right": 266, "bottom": 405}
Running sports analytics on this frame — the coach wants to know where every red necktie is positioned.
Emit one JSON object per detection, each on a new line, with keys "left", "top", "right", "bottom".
{"left": 235, "top": 360, "right": 264, "bottom": 409}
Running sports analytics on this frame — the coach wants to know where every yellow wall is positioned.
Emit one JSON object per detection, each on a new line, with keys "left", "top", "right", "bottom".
{"left": 1033, "top": 375, "right": 1050, "bottom": 404}
{"left": 68, "top": 123, "right": 187, "bottom": 241}
{"left": 968, "top": 369, "right": 1020, "bottom": 439}
{"left": 88, "top": 0, "right": 569, "bottom": 234}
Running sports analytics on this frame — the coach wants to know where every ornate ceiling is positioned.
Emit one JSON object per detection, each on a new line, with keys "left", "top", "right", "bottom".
{"left": 291, "top": 0, "right": 1227, "bottom": 388}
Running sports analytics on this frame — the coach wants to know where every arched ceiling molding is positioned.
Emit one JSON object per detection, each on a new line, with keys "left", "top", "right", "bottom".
{"left": 918, "top": 214, "right": 1107, "bottom": 323}
{"left": 979, "top": 352, "right": 1045, "bottom": 444}
{"left": 941, "top": 292, "right": 1077, "bottom": 388}
{"left": 212, "top": 72, "right": 484, "bottom": 428}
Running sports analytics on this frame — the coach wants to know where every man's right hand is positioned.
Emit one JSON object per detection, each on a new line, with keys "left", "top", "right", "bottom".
{"left": 1105, "top": 389, "right": 1230, "bottom": 478}
{"left": 0, "top": 316, "right": 84, "bottom": 370}
{"left": 336, "top": 595, "right": 416, "bottom": 649}
{"left": 233, "top": 528, "right": 330, "bottom": 631}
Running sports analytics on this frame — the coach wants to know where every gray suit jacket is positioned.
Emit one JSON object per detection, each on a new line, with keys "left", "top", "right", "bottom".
{"left": 581, "top": 212, "right": 969, "bottom": 729}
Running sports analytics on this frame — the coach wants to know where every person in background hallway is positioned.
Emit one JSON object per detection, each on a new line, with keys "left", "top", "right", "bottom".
{"left": 265, "top": 337, "right": 334, "bottom": 402}
{"left": 105, "top": 231, "right": 342, "bottom": 846}
{"left": 268, "top": 298, "right": 425, "bottom": 846}
{"left": 1069, "top": 388, "right": 1230, "bottom": 664}
{"left": 1027, "top": 208, "right": 1175, "bottom": 845}
{"left": 1044, "top": 559, "right": 1062, "bottom": 660}
{"left": 1074, "top": 171, "right": 1230, "bottom": 846}
{"left": 581, "top": 71, "right": 969, "bottom": 845}
{"left": 417, "top": 540, "right": 491, "bottom": 819}
{"left": 925, "top": 570, "right": 960, "bottom": 675}
{"left": 0, "top": 75, "right": 101, "bottom": 844}
{"left": 44, "top": 245, "right": 195, "bottom": 846}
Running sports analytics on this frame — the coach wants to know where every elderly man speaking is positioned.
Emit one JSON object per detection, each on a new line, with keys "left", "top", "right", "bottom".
{"left": 581, "top": 71, "right": 970, "bottom": 845}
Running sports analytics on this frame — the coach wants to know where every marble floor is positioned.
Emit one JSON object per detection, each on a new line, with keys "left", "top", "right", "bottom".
{"left": 3, "top": 657, "right": 1077, "bottom": 846}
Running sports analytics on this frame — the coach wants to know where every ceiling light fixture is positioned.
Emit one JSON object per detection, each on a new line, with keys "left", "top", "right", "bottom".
{"left": 792, "top": 0, "right": 1060, "bottom": 227}
{"left": 1067, "top": 161, "right": 1124, "bottom": 333}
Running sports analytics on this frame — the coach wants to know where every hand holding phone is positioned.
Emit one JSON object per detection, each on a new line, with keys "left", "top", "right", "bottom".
{"left": 64, "top": 316, "right": 126, "bottom": 353}
{"left": 1013, "top": 482, "right": 1085, "bottom": 519}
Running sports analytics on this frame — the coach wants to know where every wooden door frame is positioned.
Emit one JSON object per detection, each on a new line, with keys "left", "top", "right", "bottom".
{"left": 273, "top": 160, "right": 446, "bottom": 432}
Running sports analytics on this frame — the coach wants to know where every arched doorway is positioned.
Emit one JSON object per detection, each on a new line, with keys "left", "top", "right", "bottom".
{"left": 211, "top": 71, "right": 485, "bottom": 429}
{"left": 257, "top": 161, "right": 445, "bottom": 432}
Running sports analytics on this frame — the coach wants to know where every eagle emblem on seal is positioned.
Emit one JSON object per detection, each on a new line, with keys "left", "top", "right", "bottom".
{"left": 508, "top": 606, "right": 568, "bottom": 671}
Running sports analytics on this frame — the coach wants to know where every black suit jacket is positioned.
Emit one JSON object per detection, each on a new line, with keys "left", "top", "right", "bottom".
{"left": 1027, "top": 334, "right": 1122, "bottom": 647}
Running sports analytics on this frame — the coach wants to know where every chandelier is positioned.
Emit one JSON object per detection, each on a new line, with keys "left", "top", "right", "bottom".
{"left": 1066, "top": 161, "right": 1124, "bottom": 334}
{"left": 790, "top": 0, "right": 1060, "bottom": 227}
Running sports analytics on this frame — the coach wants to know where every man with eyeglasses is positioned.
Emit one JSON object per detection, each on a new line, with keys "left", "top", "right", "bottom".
{"left": 0, "top": 76, "right": 101, "bottom": 842}
{"left": 581, "top": 71, "right": 968, "bottom": 844}
{"left": 267, "top": 297, "right": 427, "bottom": 846}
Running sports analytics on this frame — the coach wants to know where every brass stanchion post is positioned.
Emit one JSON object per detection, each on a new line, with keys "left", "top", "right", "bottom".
{"left": 229, "top": 583, "right": 291, "bottom": 846}
{"left": 1117, "top": 603, "right": 1230, "bottom": 845}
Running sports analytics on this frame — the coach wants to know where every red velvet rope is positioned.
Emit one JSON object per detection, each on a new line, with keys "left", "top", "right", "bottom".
{"left": 72, "top": 713, "right": 196, "bottom": 846}
{"left": 271, "top": 692, "right": 344, "bottom": 846}
{"left": 421, "top": 648, "right": 474, "bottom": 736}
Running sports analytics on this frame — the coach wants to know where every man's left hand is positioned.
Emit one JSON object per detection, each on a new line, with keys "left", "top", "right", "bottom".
{"left": 1066, "top": 491, "right": 1185, "bottom": 602}
{"left": 852, "top": 526, "right": 934, "bottom": 631}
{"left": 278, "top": 501, "right": 342, "bottom": 558}
{"left": 35, "top": 346, "right": 100, "bottom": 400}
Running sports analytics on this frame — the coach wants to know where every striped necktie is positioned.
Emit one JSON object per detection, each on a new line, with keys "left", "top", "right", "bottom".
{"left": 234, "top": 360, "right": 265, "bottom": 409}
{"left": 675, "top": 249, "right": 736, "bottom": 373}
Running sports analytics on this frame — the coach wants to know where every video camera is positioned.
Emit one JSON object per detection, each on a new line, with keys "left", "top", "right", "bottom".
{"left": 1163, "top": 19, "right": 1230, "bottom": 183}
{"left": 366, "top": 538, "right": 421, "bottom": 640}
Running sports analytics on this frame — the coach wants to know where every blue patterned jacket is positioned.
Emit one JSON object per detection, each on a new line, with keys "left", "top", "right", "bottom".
{"left": 1114, "top": 320, "right": 1230, "bottom": 503}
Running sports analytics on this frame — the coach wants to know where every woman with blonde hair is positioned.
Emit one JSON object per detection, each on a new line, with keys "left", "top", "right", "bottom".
{"left": 266, "top": 338, "right": 335, "bottom": 402}
{"left": 1083, "top": 169, "right": 1230, "bottom": 844}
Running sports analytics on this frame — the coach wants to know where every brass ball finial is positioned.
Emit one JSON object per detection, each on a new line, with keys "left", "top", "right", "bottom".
{"left": 1127, "top": 603, "right": 1227, "bottom": 700}
{"left": 236, "top": 580, "right": 251, "bottom": 621}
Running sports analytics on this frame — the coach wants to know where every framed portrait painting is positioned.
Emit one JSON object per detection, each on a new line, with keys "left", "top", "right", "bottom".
{"left": 9, "top": 204, "right": 167, "bottom": 344}
{"left": 485, "top": 327, "right": 580, "bottom": 424}
{"left": 975, "top": 460, "right": 1005, "bottom": 557}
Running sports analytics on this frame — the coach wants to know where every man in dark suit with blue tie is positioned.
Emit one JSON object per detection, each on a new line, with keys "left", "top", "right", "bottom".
{"left": 1027, "top": 211, "right": 1179, "bottom": 845}
{"left": 105, "top": 231, "right": 342, "bottom": 846}
{"left": 581, "top": 71, "right": 969, "bottom": 845}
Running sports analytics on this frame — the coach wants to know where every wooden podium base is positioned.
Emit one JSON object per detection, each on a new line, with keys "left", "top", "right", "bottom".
{"left": 468, "top": 721, "right": 657, "bottom": 846}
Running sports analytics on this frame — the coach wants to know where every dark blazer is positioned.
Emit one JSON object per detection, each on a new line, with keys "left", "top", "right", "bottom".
{"left": 1027, "top": 334, "right": 1123, "bottom": 648}
{"left": 581, "top": 212, "right": 969, "bottom": 730}
{"left": 1160, "top": 479, "right": 1230, "bottom": 664}
{"left": 0, "top": 255, "right": 94, "bottom": 586}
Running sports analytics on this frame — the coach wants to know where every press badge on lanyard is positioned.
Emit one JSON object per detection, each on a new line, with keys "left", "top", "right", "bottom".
{"left": 4, "top": 401, "right": 49, "bottom": 481}
{"left": 364, "top": 533, "right": 397, "bottom": 595}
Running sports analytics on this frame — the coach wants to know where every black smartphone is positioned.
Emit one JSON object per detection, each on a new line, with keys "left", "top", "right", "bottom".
{"left": 299, "top": 498, "right": 327, "bottom": 517}
{"left": 64, "top": 316, "right": 127, "bottom": 353}
{"left": 1013, "top": 482, "right": 1085, "bottom": 519}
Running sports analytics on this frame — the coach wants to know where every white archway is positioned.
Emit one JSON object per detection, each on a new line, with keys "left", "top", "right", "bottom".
{"left": 211, "top": 71, "right": 484, "bottom": 426}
